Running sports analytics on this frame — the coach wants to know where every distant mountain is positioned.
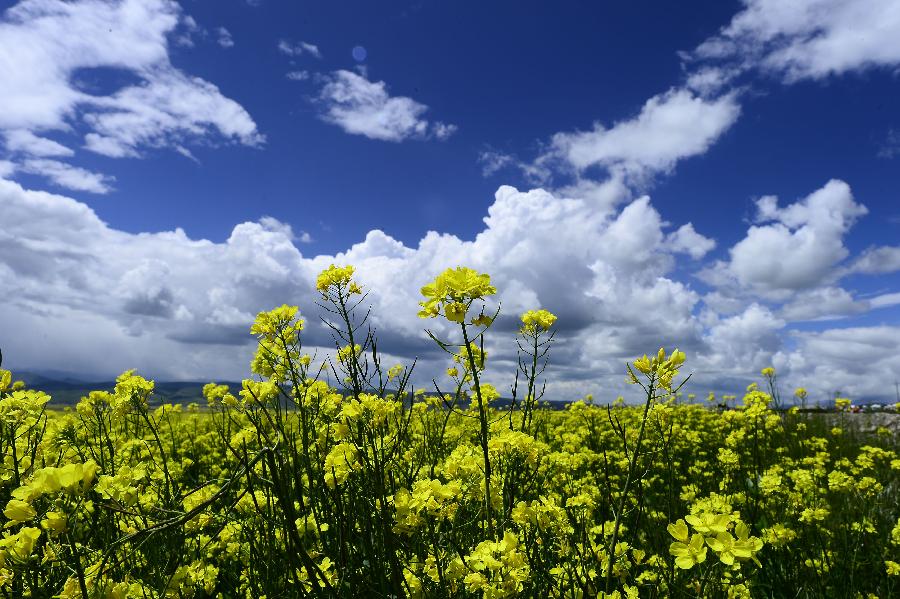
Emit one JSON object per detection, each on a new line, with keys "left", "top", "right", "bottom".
{"left": 10, "top": 372, "right": 241, "bottom": 406}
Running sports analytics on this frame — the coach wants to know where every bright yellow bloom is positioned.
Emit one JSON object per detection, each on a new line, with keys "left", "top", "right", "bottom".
{"left": 418, "top": 266, "right": 497, "bottom": 321}
{"left": 3, "top": 500, "right": 36, "bottom": 524}
{"left": 670, "top": 532, "right": 707, "bottom": 569}
{"left": 685, "top": 513, "right": 730, "bottom": 535}
{"left": 520, "top": 309, "right": 557, "bottom": 334}
{"left": 316, "top": 264, "right": 357, "bottom": 294}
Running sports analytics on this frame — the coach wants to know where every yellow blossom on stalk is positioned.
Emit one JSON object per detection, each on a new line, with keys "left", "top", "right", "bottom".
{"left": 471, "top": 313, "right": 493, "bottom": 327}
{"left": 629, "top": 347, "right": 686, "bottom": 391}
{"left": 835, "top": 397, "right": 851, "bottom": 411}
{"left": 886, "top": 561, "right": 900, "bottom": 576}
{"left": 795, "top": 387, "right": 807, "bottom": 399}
{"left": 337, "top": 344, "right": 362, "bottom": 364}
{"left": 761, "top": 367, "right": 775, "bottom": 377}
{"left": 0, "top": 369, "right": 10, "bottom": 393}
{"left": 417, "top": 266, "right": 496, "bottom": 321}
{"left": 519, "top": 309, "right": 557, "bottom": 334}
{"left": 453, "top": 342, "right": 486, "bottom": 371}
{"left": 316, "top": 264, "right": 357, "bottom": 295}
{"left": 387, "top": 364, "right": 404, "bottom": 381}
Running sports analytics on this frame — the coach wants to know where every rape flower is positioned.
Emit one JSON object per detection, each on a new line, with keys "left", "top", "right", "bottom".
{"left": 668, "top": 519, "right": 708, "bottom": 569}
{"left": 886, "top": 561, "right": 900, "bottom": 576}
{"left": 685, "top": 513, "right": 730, "bottom": 534}
{"left": 316, "top": 264, "right": 357, "bottom": 295}
{"left": 519, "top": 309, "right": 557, "bottom": 334}
{"left": 417, "top": 266, "right": 496, "bottom": 321}
{"left": 629, "top": 347, "right": 686, "bottom": 391}
{"left": 387, "top": 364, "right": 404, "bottom": 381}
{"left": 3, "top": 500, "right": 35, "bottom": 524}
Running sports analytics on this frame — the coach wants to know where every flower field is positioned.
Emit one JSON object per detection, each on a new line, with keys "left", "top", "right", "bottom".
{"left": 1, "top": 266, "right": 899, "bottom": 598}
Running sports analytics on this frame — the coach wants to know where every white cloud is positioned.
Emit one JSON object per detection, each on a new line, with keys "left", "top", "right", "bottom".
{"left": 689, "top": 0, "right": 900, "bottom": 83}
{"left": 545, "top": 89, "right": 741, "bottom": 183}
{"left": 2, "top": 176, "right": 898, "bottom": 401}
{"left": 847, "top": 246, "right": 900, "bottom": 275}
{"left": 666, "top": 223, "right": 716, "bottom": 259}
{"left": 5, "top": 129, "right": 73, "bottom": 157}
{"left": 703, "top": 179, "right": 868, "bottom": 294}
{"left": 318, "top": 70, "right": 456, "bottom": 142}
{"left": 278, "top": 39, "right": 321, "bottom": 59}
{"left": 0, "top": 0, "right": 261, "bottom": 186}
{"left": 779, "top": 287, "right": 869, "bottom": 321}
{"left": 776, "top": 326, "right": 900, "bottom": 402}
{"left": 286, "top": 70, "right": 310, "bottom": 81}
{"left": 216, "top": 26, "right": 234, "bottom": 48}
{"left": 19, "top": 159, "right": 114, "bottom": 193}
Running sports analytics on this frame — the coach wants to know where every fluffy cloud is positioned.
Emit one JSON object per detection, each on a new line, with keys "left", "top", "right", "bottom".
{"left": 666, "top": 223, "right": 716, "bottom": 260}
{"left": 702, "top": 180, "right": 868, "bottom": 295}
{"left": 546, "top": 89, "right": 741, "bottom": 183}
{"left": 318, "top": 70, "right": 457, "bottom": 142}
{"left": 0, "top": 0, "right": 261, "bottom": 190}
{"left": 3, "top": 175, "right": 898, "bottom": 401}
{"left": 847, "top": 246, "right": 900, "bottom": 275}
{"left": 687, "top": 0, "right": 900, "bottom": 87}
{"left": 776, "top": 326, "right": 900, "bottom": 401}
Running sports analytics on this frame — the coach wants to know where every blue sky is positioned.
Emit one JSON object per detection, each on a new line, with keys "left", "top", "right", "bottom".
{"left": 2, "top": 0, "right": 900, "bottom": 402}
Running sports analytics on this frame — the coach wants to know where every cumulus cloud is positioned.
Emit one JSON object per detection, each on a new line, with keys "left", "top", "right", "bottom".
{"left": 776, "top": 326, "right": 900, "bottom": 401}
{"left": 779, "top": 287, "right": 870, "bottom": 321}
{"left": 666, "top": 223, "right": 716, "bottom": 260}
{"left": 2, "top": 175, "right": 898, "bottom": 401}
{"left": 702, "top": 179, "right": 868, "bottom": 295}
{"left": 0, "top": 0, "right": 262, "bottom": 190}
{"left": 318, "top": 70, "right": 457, "bottom": 142}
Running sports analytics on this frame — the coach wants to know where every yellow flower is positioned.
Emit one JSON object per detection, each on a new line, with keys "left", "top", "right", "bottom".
{"left": 761, "top": 367, "right": 775, "bottom": 377}
{"left": 418, "top": 267, "right": 497, "bottom": 321}
{"left": 886, "top": 560, "right": 900, "bottom": 576}
{"left": 685, "top": 513, "right": 730, "bottom": 535}
{"left": 387, "top": 364, "right": 404, "bottom": 381}
{"left": 316, "top": 264, "right": 356, "bottom": 294}
{"left": 670, "top": 532, "right": 707, "bottom": 569}
{"left": 3, "top": 500, "right": 36, "bottom": 524}
{"left": 520, "top": 309, "right": 557, "bottom": 334}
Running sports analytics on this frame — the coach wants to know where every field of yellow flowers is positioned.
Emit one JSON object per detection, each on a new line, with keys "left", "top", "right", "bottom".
{"left": 1, "top": 265, "right": 899, "bottom": 598}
